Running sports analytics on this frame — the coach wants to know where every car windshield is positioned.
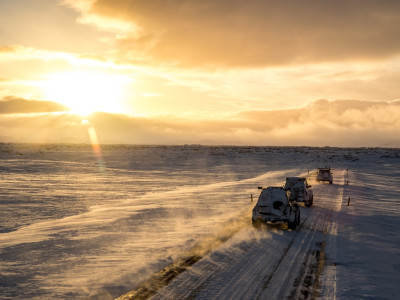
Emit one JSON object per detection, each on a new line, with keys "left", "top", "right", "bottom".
{"left": 284, "top": 178, "right": 304, "bottom": 189}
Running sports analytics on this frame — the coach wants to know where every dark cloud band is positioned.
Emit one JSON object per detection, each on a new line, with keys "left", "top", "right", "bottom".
{"left": 0, "top": 97, "right": 69, "bottom": 114}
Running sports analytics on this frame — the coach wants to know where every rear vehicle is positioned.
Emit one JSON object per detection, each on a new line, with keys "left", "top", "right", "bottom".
{"left": 283, "top": 177, "right": 313, "bottom": 207}
{"left": 316, "top": 167, "right": 333, "bottom": 184}
{"left": 252, "top": 187, "right": 300, "bottom": 230}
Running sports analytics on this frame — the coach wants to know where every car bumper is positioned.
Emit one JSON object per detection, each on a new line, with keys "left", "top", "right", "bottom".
{"left": 256, "top": 214, "right": 289, "bottom": 223}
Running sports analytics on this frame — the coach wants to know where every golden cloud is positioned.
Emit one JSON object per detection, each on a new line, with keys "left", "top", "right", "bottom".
{"left": 63, "top": 0, "right": 400, "bottom": 68}
{"left": 0, "top": 97, "right": 69, "bottom": 114}
{"left": 0, "top": 99, "right": 399, "bottom": 146}
{"left": 0, "top": 45, "right": 129, "bottom": 71}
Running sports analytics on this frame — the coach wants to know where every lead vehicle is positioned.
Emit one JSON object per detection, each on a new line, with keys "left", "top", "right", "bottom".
{"left": 252, "top": 187, "right": 300, "bottom": 230}
{"left": 316, "top": 167, "right": 333, "bottom": 184}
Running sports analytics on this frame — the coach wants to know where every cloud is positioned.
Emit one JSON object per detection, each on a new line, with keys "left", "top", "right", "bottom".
{"left": 63, "top": 0, "right": 400, "bottom": 68}
{"left": 0, "top": 97, "right": 69, "bottom": 114}
{"left": 234, "top": 99, "right": 400, "bottom": 145}
{"left": 0, "top": 45, "right": 68, "bottom": 62}
{"left": 0, "top": 99, "right": 399, "bottom": 147}
{"left": 0, "top": 45, "right": 132, "bottom": 71}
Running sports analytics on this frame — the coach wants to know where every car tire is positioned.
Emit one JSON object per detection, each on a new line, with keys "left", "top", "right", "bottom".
{"left": 288, "top": 221, "right": 296, "bottom": 230}
{"left": 295, "top": 209, "right": 300, "bottom": 225}
{"left": 252, "top": 219, "right": 261, "bottom": 229}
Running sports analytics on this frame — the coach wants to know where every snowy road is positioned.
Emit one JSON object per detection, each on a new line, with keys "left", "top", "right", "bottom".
{"left": 119, "top": 170, "right": 345, "bottom": 300}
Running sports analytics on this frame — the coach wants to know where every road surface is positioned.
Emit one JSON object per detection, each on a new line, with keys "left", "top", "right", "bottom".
{"left": 118, "top": 170, "right": 344, "bottom": 300}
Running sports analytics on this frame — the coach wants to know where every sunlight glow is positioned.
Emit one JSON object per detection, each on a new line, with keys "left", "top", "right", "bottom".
{"left": 81, "top": 119, "right": 106, "bottom": 172}
{"left": 41, "top": 71, "right": 131, "bottom": 115}
{"left": 87, "top": 126, "right": 105, "bottom": 172}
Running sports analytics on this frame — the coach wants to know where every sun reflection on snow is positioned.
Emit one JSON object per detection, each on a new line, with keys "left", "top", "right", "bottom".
{"left": 82, "top": 119, "right": 105, "bottom": 172}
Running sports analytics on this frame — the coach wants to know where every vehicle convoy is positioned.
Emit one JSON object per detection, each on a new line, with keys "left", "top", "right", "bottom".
{"left": 283, "top": 177, "right": 314, "bottom": 207}
{"left": 252, "top": 186, "right": 300, "bottom": 230}
{"left": 316, "top": 167, "right": 333, "bottom": 184}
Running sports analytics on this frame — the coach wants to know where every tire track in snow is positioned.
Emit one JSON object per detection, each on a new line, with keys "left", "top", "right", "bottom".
{"left": 285, "top": 170, "right": 345, "bottom": 299}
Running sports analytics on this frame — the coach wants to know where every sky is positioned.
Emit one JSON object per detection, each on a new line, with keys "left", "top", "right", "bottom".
{"left": 0, "top": 0, "right": 400, "bottom": 146}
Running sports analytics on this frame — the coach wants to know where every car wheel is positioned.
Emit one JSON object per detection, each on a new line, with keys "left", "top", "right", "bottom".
{"left": 252, "top": 219, "right": 261, "bottom": 229}
{"left": 288, "top": 221, "right": 296, "bottom": 230}
{"left": 295, "top": 209, "right": 300, "bottom": 225}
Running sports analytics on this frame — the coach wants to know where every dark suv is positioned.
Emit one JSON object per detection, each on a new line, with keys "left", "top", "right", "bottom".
{"left": 316, "top": 167, "right": 333, "bottom": 184}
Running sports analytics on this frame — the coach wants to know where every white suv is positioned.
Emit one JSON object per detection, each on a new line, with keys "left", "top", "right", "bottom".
{"left": 252, "top": 187, "right": 300, "bottom": 230}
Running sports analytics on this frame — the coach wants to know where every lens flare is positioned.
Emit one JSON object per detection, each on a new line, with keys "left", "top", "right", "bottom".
{"left": 84, "top": 120, "right": 105, "bottom": 172}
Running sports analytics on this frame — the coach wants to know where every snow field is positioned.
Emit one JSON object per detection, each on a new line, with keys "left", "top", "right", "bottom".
{"left": 1, "top": 144, "right": 399, "bottom": 299}
{"left": 328, "top": 165, "right": 400, "bottom": 299}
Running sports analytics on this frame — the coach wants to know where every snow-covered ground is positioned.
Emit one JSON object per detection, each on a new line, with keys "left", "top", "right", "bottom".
{"left": 0, "top": 144, "right": 399, "bottom": 299}
{"left": 322, "top": 163, "right": 400, "bottom": 299}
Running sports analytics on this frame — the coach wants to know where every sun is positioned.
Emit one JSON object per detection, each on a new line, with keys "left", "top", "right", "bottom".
{"left": 41, "top": 71, "right": 130, "bottom": 115}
